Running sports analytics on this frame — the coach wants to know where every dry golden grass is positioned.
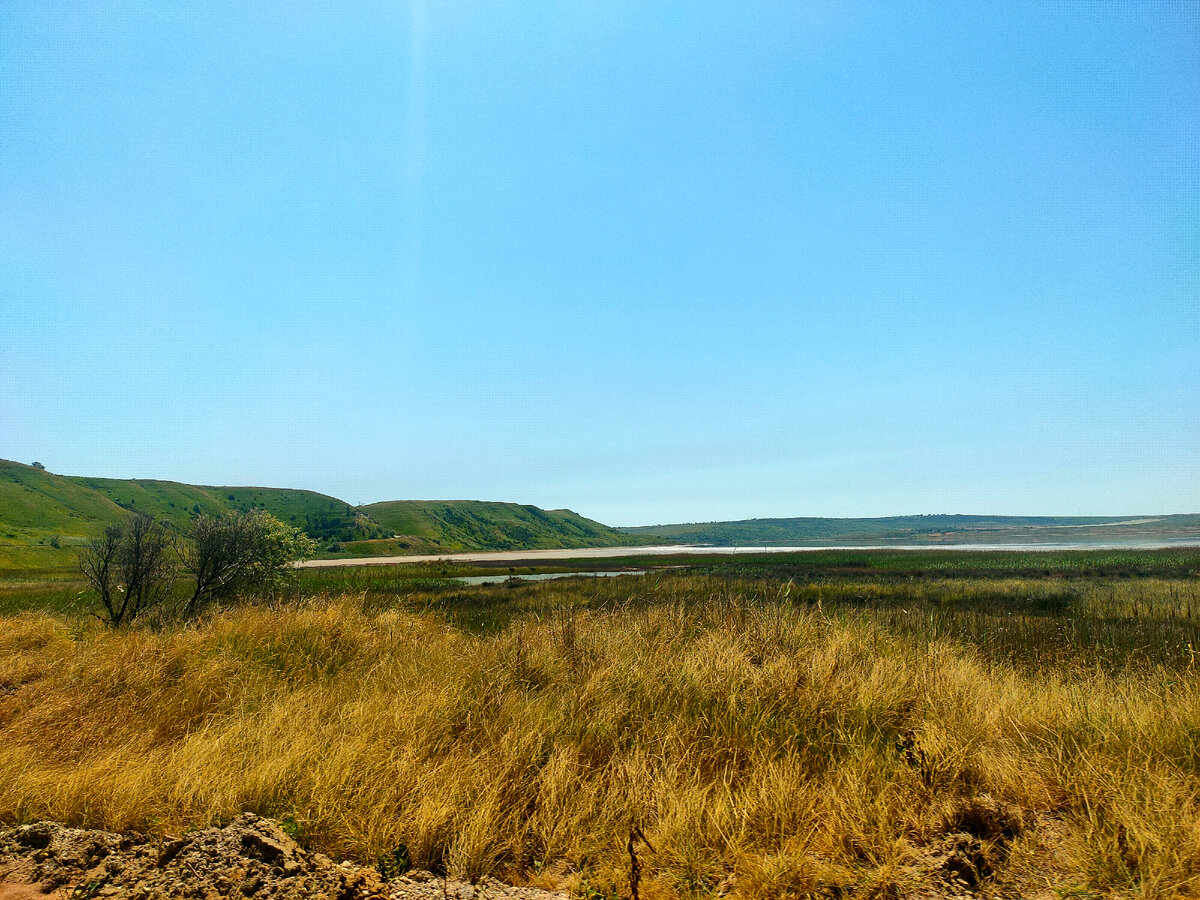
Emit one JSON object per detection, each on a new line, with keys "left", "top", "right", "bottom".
{"left": 2, "top": 584, "right": 1198, "bottom": 898}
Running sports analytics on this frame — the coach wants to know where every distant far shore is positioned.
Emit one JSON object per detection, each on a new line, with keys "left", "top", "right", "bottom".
{"left": 296, "top": 540, "right": 1200, "bottom": 568}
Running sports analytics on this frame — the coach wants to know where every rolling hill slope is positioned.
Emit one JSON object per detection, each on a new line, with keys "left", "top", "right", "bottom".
{"left": 360, "top": 500, "right": 653, "bottom": 553}
{"left": 0, "top": 460, "right": 387, "bottom": 568}
{"left": 0, "top": 460, "right": 129, "bottom": 540}
{"left": 68, "top": 477, "right": 385, "bottom": 543}
{"left": 9, "top": 458, "right": 1191, "bottom": 571}
{"left": 0, "top": 460, "right": 651, "bottom": 569}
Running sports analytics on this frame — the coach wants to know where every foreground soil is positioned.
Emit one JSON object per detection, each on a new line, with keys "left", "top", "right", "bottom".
{"left": 0, "top": 815, "right": 569, "bottom": 900}
{"left": 0, "top": 807, "right": 1067, "bottom": 900}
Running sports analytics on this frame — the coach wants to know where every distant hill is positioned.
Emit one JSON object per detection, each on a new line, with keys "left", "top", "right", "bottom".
{"left": 0, "top": 459, "right": 650, "bottom": 569}
{"left": 6, "top": 458, "right": 1194, "bottom": 571}
{"left": 621, "top": 514, "right": 1200, "bottom": 547}
{"left": 358, "top": 500, "right": 652, "bottom": 555}
{"left": 68, "top": 476, "right": 388, "bottom": 544}
{"left": 0, "top": 460, "right": 130, "bottom": 554}
{"left": 0, "top": 459, "right": 389, "bottom": 568}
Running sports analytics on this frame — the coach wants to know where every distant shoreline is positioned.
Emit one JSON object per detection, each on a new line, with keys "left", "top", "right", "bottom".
{"left": 297, "top": 540, "right": 1200, "bottom": 568}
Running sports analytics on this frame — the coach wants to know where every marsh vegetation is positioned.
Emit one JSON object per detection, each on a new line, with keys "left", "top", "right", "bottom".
{"left": 1, "top": 550, "right": 1198, "bottom": 897}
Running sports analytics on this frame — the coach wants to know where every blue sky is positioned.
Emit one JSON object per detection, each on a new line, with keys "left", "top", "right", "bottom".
{"left": 1, "top": 2, "right": 1196, "bottom": 525}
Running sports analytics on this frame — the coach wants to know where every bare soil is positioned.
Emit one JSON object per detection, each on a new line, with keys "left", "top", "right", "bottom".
{"left": 0, "top": 815, "right": 568, "bottom": 900}
{"left": 0, "top": 803, "right": 1068, "bottom": 899}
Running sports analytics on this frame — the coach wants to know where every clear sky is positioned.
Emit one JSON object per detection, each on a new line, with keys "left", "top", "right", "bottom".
{"left": 1, "top": 2, "right": 1197, "bottom": 526}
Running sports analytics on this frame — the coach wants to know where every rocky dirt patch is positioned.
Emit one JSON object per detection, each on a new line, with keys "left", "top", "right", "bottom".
{"left": 901, "top": 795, "right": 1069, "bottom": 900}
{"left": 0, "top": 801, "right": 1073, "bottom": 900}
{"left": 0, "top": 815, "right": 568, "bottom": 900}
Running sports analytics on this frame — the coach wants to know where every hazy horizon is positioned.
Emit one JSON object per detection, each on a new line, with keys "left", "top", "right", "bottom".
{"left": 3, "top": 3, "right": 1197, "bottom": 524}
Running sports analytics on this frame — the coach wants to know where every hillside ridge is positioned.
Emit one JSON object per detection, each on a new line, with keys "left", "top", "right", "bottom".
{"left": 356, "top": 499, "right": 649, "bottom": 555}
{"left": 0, "top": 459, "right": 645, "bottom": 568}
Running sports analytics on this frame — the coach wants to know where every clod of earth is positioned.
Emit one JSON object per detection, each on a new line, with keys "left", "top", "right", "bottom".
{"left": 0, "top": 815, "right": 568, "bottom": 900}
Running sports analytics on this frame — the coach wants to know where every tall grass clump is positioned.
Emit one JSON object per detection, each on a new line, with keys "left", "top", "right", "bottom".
{"left": 1, "top": 575, "right": 1198, "bottom": 898}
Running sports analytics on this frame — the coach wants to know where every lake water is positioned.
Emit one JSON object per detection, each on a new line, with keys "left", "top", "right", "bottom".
{"left": 298, "top": 540, "right": 1200, "bottom": 569}
{"left": 456, "top": 570, "right": 647, "bottom": 586}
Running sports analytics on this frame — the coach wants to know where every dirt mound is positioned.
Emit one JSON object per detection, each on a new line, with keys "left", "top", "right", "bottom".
{"left": 0, "top": 815, "right": 567, "bottom": 900}
{"left": 902, "top": 795, "right": 1063, "bottom": 900}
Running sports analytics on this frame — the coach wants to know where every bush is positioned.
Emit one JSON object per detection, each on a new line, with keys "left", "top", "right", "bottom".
{"left": 179, "top": 510, "right": 316, "bottom": 618}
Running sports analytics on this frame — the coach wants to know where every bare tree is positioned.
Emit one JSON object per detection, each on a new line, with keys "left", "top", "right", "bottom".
{"left": 179, "top": 513, "right": 257, "bottom": 617}
{"left": 79, "top": 524, "right": 121, "bottom": 622}
{"left": 78, "top": 513, "right": 174, "bottom": 627}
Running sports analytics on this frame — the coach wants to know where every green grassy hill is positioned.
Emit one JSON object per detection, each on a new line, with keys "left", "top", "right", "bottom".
{"left": 0, "top": 460, "right": 387, "bottom": 569}
{"left": 0, "top": 460, "right": 130, "bottom": 567}
{"left": 13, "top": 457, "right": 1188, "bottom": 572}
{"left": 0, "top": 459, "right": 650, "bottom": 569}
{"left": 621, "top": 513, "right": 1200, "bottom": 546}
{"left": 360, "top": 500, "right": 653, "bottom": 553}
{"left": 69, "top": 477, "right": 386, "bottom": 544}
{"left": 0, "top": 460, "right": 127, "bottom": 537}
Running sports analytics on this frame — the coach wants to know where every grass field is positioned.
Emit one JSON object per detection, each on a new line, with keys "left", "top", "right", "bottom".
{"left": 1, "top": 550, "right": 1198, "bottom": 897}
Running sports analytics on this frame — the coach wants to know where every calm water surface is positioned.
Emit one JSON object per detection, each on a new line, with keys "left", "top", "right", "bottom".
{"left": 456, "top": 570, "right": 647, "bottom": 586}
